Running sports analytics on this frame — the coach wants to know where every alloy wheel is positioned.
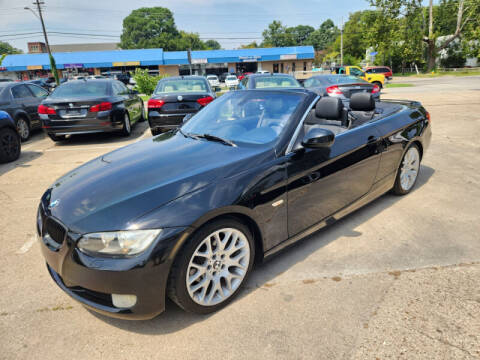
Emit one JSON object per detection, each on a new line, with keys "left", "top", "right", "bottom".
{"left": 186, "top": 228, "right": 250, "bottom": 306}
{"left": 16, "top": 118, "right": 29, "bottom": 140}
{"left": 400, "top": 147, "right": 420, "bottom": 191}
{"left": 124, "top": 113, "right": 131, "bottom": 133}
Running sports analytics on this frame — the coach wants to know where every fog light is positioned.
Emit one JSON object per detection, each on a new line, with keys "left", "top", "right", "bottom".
{"left": 111, "top": 294, "right": 137, "bottom": 308}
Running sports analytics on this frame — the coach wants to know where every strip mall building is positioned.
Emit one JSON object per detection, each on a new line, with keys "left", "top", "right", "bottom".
{"left": 1, "top": 46, "right": 315, "bottom": 80}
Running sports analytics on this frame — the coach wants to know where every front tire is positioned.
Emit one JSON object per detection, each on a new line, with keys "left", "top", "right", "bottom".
{"left": 167, "top": 218, "right": 255, "bottom": 314}
{"left": 393, "top": 143, "right": 421, "bottom": 195}
{"left": 138, "top": 103, "right": 146, "bottom": 122}
{"left": 0, "top": 128, "right": 21, "bottom": 163}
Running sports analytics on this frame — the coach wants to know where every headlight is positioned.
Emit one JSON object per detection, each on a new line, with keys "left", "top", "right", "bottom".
{"left": 77, "top": 229, "right": 161, "bottom": 256}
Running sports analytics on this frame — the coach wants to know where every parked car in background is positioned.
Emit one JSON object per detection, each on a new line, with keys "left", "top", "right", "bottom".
{"left": 256, "top": 70, "right": 270, "bottom": 74}
{"left": 303, "top": 75, "right": 381, "bottom": 100}
{"left": 331, "top": 66, "right": 385, "bottom": 88}
{"left": 365, "top": 66, "right": 393, "bottom": 80}
{"left": 39, "top": 79, "right": 144, "bottom": 141}
{"left": 224, "top": 74, "right": 239, "bottom": 89}
{"left": 238, "top": 73, "right": 302, "bottom": 89}
{"left": 87, "top": 75, "right": 105, "bottom": 80}
{"left": 0, "top": 82, "right": 49, "bottom": 141}
{"left": 27, "top": 78, "right": 55, "bottom": 91}
{"left": 219, "top": 72, "right": 230, "bottom": 83}
{"left": 36, "top": 89, "right": 431, "bottom": 319}
{"left": 148, "top": 76, "right": 215, "bottom": 135}
{"left": 0, "top": 110, "right": 21, "bottom": 163}
{"left": 206, "top": 75, "right": 220, "bottom": 90}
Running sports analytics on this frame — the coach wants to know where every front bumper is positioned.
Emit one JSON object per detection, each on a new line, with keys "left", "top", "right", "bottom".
{"left": 38, "top": 206, "right": 188, "bottom": 320}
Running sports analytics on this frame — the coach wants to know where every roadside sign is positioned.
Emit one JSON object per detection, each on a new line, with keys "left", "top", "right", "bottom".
{"left": 369, "top": 51, "right": 378, "bottom": 56}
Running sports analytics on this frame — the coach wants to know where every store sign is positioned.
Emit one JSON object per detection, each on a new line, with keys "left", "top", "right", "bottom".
{"left": 191, "top": 58, "right": 207, "bottom": 64}
{"left": 280, "top": 54, "right": 297, "bottom": 60}
{"left": 113, "top": 61, "right": 140, "bottom": 66}
{"left": 64, "top": 63, "right": 83, "bottom": 69}
{"left": 239, "top": 56, "right": 260, "bottom": 62}
{"left": 27, "top": 65, "right": 43, "bottom": 70}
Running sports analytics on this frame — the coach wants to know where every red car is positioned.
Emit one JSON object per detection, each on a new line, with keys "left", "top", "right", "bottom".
{"left": 365, "top": 66, "right": 393, "bottom": 80}
{"left": 238, "top": 72, "right": 253, "bottom": 81}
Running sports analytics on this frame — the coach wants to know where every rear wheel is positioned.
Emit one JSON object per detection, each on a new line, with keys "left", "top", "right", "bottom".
{"left": 168, "top": 218, "right": 255, "bottom": 314}
{"left": 138, "top": 102, "right": 146, "bottom": 122}
{"left": 393, "top": 143, "right": 421, "bottom": 195}
{"left": 121, "top": 112, "right": 131, "bottom": 136}
{"left": 48, "top": 133, "right": 66, "bottom": 142}
{"left": 0, "top": 127, "right": 21, "bottom": 163}
{"left": 15, "top": 117, "right": 30, "bottom": 141}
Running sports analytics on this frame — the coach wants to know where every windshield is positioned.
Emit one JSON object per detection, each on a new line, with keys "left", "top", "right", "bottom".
{"left": 49, "top": 81, "right": 109, "bottom": 98}
{"left": 181, "top": 91, "right": 304, "bottom": 145}
{"left": 155, "top": 79, "right": 208, "bottom": 94}
{"left": 226, "top": 76, "right": 237, "bottom": 80}
{"left": 252, "top": 76, "right": 300, "bottom": 89}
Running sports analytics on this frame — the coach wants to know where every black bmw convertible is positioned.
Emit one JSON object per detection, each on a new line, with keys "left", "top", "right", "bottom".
{"left": 37, "top": 89, "right": 431, "bottom": 319}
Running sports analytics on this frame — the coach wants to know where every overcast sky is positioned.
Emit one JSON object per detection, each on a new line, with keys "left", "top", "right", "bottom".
{"left": 1, "top": 0, "right": 432, "bottom": 52}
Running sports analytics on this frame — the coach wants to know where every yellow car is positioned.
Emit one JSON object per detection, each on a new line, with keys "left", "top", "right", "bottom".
{"left": 332, "top": 66, "right": 385, "bottom": 88}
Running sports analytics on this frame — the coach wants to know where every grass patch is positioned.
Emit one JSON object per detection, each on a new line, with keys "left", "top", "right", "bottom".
{"left": 385, "top": 83, "right": 414, "bottom": 88}
{"left": 394, "top": 70, "right": 480, "bottom": 78}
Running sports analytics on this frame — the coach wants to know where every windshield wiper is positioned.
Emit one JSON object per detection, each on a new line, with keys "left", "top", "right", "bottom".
{"left": 178, "top": 128, "right": 200, "bottom": 140}
{"left": 196, "top": 133, "right": 236, "bottom": 147}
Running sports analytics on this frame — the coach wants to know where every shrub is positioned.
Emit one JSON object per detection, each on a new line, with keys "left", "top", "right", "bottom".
{"left": 132, "top": 68, "right": 169, "bottom": 95}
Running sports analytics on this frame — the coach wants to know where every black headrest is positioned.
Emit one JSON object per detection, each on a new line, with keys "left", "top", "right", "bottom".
{"left": 315, "top": 97, "right": 343, "bottom": 120}
{"left": 350, "top": 92, "right": 375, "bottom": 111}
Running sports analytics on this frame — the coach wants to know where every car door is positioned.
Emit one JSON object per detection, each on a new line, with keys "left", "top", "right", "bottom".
{"left": 285, "top": 118, "right": 383, "bottom": 237}
{"left": 11, "top": 84, "right": 38, "bottom": 125}
{"left": 25, "top": 84, "right": 49, "bottom": 129}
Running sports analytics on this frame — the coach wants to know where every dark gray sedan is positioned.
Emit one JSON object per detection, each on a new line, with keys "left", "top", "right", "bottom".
{"left": 303, "top": 75, "right": 380, "bottom": 100}
{"left": 39, "top": 79, "right": 144, "bottom": 142}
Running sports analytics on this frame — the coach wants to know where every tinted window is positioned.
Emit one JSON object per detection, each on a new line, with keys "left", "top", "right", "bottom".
{"left": 26, "top": 84, "right": 48, "bottom": 98}
{"left": 11, "top": 85, "right": 33, "bottom": 99}
{"left": 325, "top": 75, "right": 367, "bottom": 84}
{"left": 226, "top": 76, "right": 237, "bottom": 80}
{"left": 49, "top": 81, "right": 109, "bottom": 98}
{"left": 252, "top": 76, "right": 300, "bottom": 89}
{"left": 304, "top": 78, "right": 321, "bottom": 87}
{"left": 155, "top": 79, "right": 208, "bottom": 94}
{"left": 181, "top": 91, "right": 304, "bottom": 145}
{"left": 112, "top": 81, "right": 128, "bottom": 95}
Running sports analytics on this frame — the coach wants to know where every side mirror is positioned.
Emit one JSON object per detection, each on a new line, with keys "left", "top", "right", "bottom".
{"left": 183, "top": 113, "right": 194, "bottom": 123}
{"left": 301, "top": 128, "right": 335, "bottom": 148}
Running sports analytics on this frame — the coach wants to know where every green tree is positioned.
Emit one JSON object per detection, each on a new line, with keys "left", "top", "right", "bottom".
{"left": 120, "top": 7, "right": 180, "bottom": 50}
{"left": 262, "top": 21, "right": 295, "bottom": 47}
{"left": 240, "top": 41, "right": 259, "bottom": 49}
{"left": 176, "top": 31, "right": 206, "bottom": 50}
{"left": 0, "top": 41, "right": 23, "bottom": 55}
{"left": 286, "top": 25, "right": 314, "bottom": 45}
{"left": 305, "top": 19, "right": 339, "bottom": 50}
{"left": 204, "top": 39, "right": 221, "bottom": 50}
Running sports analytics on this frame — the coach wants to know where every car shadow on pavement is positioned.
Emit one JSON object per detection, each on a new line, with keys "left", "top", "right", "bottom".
{"left": 0, "top": 150, "right": 43, "bottom": 177}
{"left": 89, "top": 165, "right": 435, "bottom": 333}
{"left": 50, "top": 122, "right": 150, "bottom": 147}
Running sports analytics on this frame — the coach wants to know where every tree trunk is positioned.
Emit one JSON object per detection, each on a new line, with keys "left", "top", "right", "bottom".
{"left": 427, "top": 40, "right": 436, "bottom": 71}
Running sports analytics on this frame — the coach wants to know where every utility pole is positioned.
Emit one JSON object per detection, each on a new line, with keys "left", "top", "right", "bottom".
{"left": 340, "top": 17, "right": 344, "bottom": 66}
{"left": 28, "top": 0, "right": 59, "bottom": 84}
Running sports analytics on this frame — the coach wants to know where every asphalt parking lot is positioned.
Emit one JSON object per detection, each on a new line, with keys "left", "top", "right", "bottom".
{"left": 1, "top": 76, "right": 479, "bottom": 359}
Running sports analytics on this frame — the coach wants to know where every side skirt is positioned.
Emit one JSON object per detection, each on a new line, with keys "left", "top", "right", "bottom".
{"left": 263, "top": 173, "right": 396, "bottom": 259}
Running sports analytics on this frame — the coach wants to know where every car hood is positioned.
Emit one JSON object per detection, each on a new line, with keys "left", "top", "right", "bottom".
{"left": 45, "top": 132, "right": 273, "bottom": 233}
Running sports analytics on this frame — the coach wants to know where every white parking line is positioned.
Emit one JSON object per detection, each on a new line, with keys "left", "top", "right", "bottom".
{"left": 44, "top": 145, "right": 123, "bottom": 152}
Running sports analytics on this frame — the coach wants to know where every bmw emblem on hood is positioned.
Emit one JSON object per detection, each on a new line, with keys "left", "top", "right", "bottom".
{"left": 49, "top": 199, "right": 60, "bottom": 208}
{"left": 177, "top": 95, "right": 183, "bottom": 101}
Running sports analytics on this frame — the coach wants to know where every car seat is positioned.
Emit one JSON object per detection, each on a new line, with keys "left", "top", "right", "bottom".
{"left": 348, "top": 93, "right": 375, "bottom": 128}
{"left": 305, "top": 97, "right": 349, "bottom": 130}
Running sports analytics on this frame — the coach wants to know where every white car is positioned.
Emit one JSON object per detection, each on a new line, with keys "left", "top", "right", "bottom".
{"left": 206, "top": 75, "right": 220, "bottom": 88}
{"left": 224, "top": 75, "right": 239, "bottom": 88}
{"left": 256, "top": 70, "right": 270, "bottom": 74}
